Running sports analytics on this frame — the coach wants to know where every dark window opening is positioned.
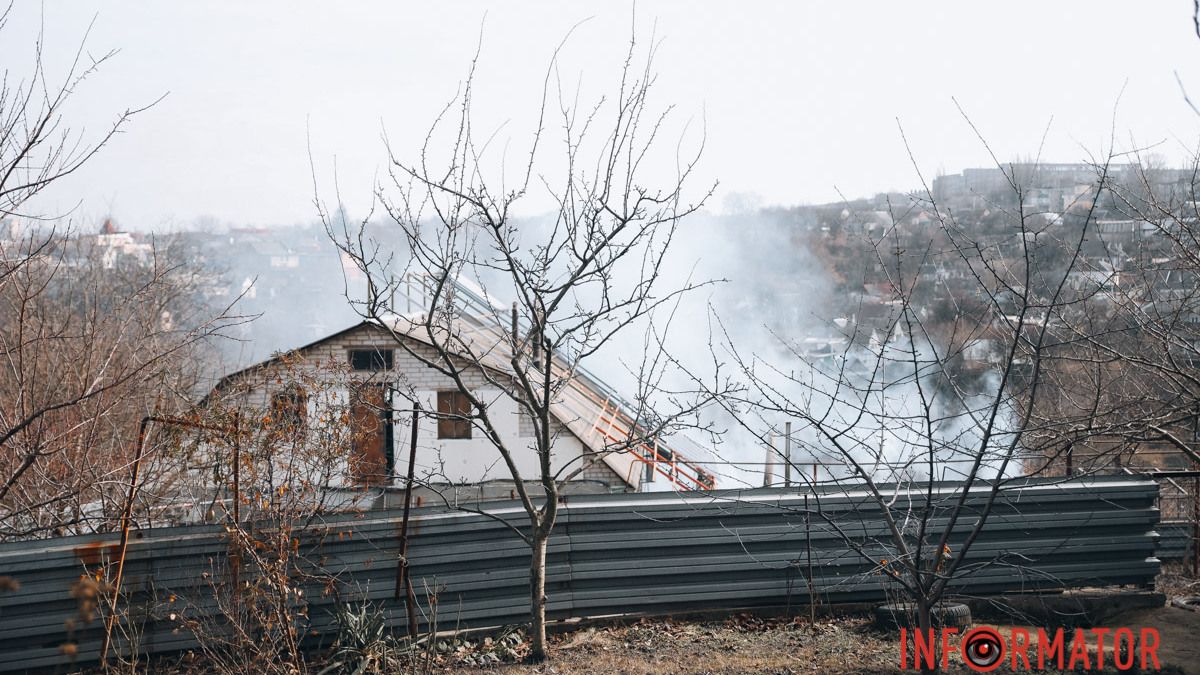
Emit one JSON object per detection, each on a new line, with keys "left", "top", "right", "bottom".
{"left": 349, "top": 348, "right": 394, "bottom": 371}
{"left": 270, "top": 387, "right": 308, "bottom": 441}
{"left": 437, "top": 390, "right": 473, "bottom": 439}
{"left": 350, "top": 384, "right": 394, "bottom": 485}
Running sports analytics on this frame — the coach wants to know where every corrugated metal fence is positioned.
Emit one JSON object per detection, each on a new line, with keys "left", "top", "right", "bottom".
{"left": 1157, "top": 523, "right": 1195, "bottom": 562}
{"left": 0, "top": 477, "right": 1162, "bottom": 672}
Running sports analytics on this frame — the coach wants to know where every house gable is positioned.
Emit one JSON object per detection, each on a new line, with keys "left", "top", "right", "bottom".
{"left": 206, "top": 321, "right": 636, "bottom": 491}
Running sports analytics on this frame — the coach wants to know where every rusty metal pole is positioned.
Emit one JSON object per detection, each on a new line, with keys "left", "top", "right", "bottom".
{"left": 99, "top": 414, "right": 235, "bottom": 667}
{"left": 232, "top": 412, "right": 241, "bottom": 526}
{"left": 395, "top": 403, "right": 421, "bottom": 637}
{"left": 230, "top": 412, "right": 242, "bottom": 609}
{"left": 100, "top": 416, "right": 153, "bottom": 667}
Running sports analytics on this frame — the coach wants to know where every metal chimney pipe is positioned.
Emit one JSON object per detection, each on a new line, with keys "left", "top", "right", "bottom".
{"left": 764, "top": 431, "right": 776, "bottom": 487}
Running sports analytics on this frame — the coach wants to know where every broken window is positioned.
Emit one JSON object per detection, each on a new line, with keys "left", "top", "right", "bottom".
{"left": 270, "top": 387, "right": 308, "bottom": 441}
{"left": 349, "top": 348, "right": 394, "bottom": 371}
{"left": 349, "top": 384, "right": 393, "bottom": 485}
{"left": 437, "top": 390, "right": 472, "bottom": 439}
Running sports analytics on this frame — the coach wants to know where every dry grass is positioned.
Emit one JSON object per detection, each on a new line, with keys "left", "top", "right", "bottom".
{"left": 433, "top": 608, "right": 1199, "bottom": 674}
{"left": 439, "top": 615, "right": 901, "bottom": 675}
{"left": 1157, "top": 562, "right": 1200, "bottom": 600}
{"left": 89, "top": 588, "right": 1200, "bottom": 673}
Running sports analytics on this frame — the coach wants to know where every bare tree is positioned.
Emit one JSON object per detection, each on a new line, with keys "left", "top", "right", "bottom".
{"left": 0, "top": 6, "right": 158, "bottom": 225}
{"left": 699, "top": 141, "right": 1147, "bottom": 671}
{"left": 1075, "top": 153, "right": 1200, "bottom": 471}
{"left": 318, "top": 27, "right": 730, "bottom": 661}
{"left": 0, "top": 231, "right": 243, "bottom": 539}
{"left": 0, "top": 8, "right": 239, "bottom": 539}
{"left": 167, "top": 354, "right": 380, "bottom": 675}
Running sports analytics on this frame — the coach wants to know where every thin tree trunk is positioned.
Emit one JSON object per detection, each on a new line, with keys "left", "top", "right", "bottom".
{"left": 917, "top": 597, "right": 936, "bottom": 675}
{"left": 528, "top": 531, "right": 549, "bottom": 662}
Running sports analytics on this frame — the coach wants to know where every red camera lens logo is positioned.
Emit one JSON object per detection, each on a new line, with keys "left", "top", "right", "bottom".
{"left": 962, "top": 627, "right": 1004, "bottom": 672}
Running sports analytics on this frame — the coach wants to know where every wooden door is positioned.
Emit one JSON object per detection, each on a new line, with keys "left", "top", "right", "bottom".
{"left": 349, "top": 384, "right": 392, "bottom": 486}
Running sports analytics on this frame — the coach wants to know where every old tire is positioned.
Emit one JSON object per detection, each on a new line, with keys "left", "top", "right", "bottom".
{"left": 1171, "top": 596, "right": 1200, "bottom": 612}
{"left": 873, "top": 602, "right": 972, "bottom": 630}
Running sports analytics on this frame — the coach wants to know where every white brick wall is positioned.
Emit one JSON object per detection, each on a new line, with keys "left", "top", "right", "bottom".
{"left": 207, "top": 322, "right": 631, "bottom": 491}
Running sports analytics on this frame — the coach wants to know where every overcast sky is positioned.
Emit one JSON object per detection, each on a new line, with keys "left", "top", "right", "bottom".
{"left": 6, "top": 1, "right": 1200, "bottom": 229}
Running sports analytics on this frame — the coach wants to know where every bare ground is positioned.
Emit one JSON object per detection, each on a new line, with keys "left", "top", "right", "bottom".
{"left": 437, "top": 615, "right": 901, "bottom": 675}
{"left": 431, "top": 607, "right": 1200, "bottom": 674}
{"left": 102, "top": 570, "right": 1200, "bottom": 673}
{"left": 100, "top": 606, "right": 1200, "bottom": 674}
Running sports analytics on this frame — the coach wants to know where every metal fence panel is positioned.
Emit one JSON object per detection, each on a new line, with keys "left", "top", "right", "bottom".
{"left": 0, "top": 477, "right": 1162, "bottom": 672}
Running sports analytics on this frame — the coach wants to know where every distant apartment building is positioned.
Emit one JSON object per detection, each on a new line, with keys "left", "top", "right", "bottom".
{"left": 930, "top": 162, "right": 1162, "bottom": 211}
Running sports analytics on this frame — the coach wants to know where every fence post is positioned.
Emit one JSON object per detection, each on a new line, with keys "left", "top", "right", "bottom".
{"left": 1194, "top": 476, "right": 1199, "bottom": 577}
{"left": 396, "top": 403, "right": 421, "bottom": 637}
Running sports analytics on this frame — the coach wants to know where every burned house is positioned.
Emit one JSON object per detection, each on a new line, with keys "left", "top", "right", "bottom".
{"left": 202, "top": 283, "right": 714, "bottom": 508}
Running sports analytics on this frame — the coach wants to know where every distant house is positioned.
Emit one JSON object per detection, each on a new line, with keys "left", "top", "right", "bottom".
{"left": 961, "top": 338, "right": 999, "bottom": 366}
{"left": 89, "top": 218, "right": 152, "bottom": 268}
{"left": 203, "top": 306, "right": 714, "bottom": 505}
